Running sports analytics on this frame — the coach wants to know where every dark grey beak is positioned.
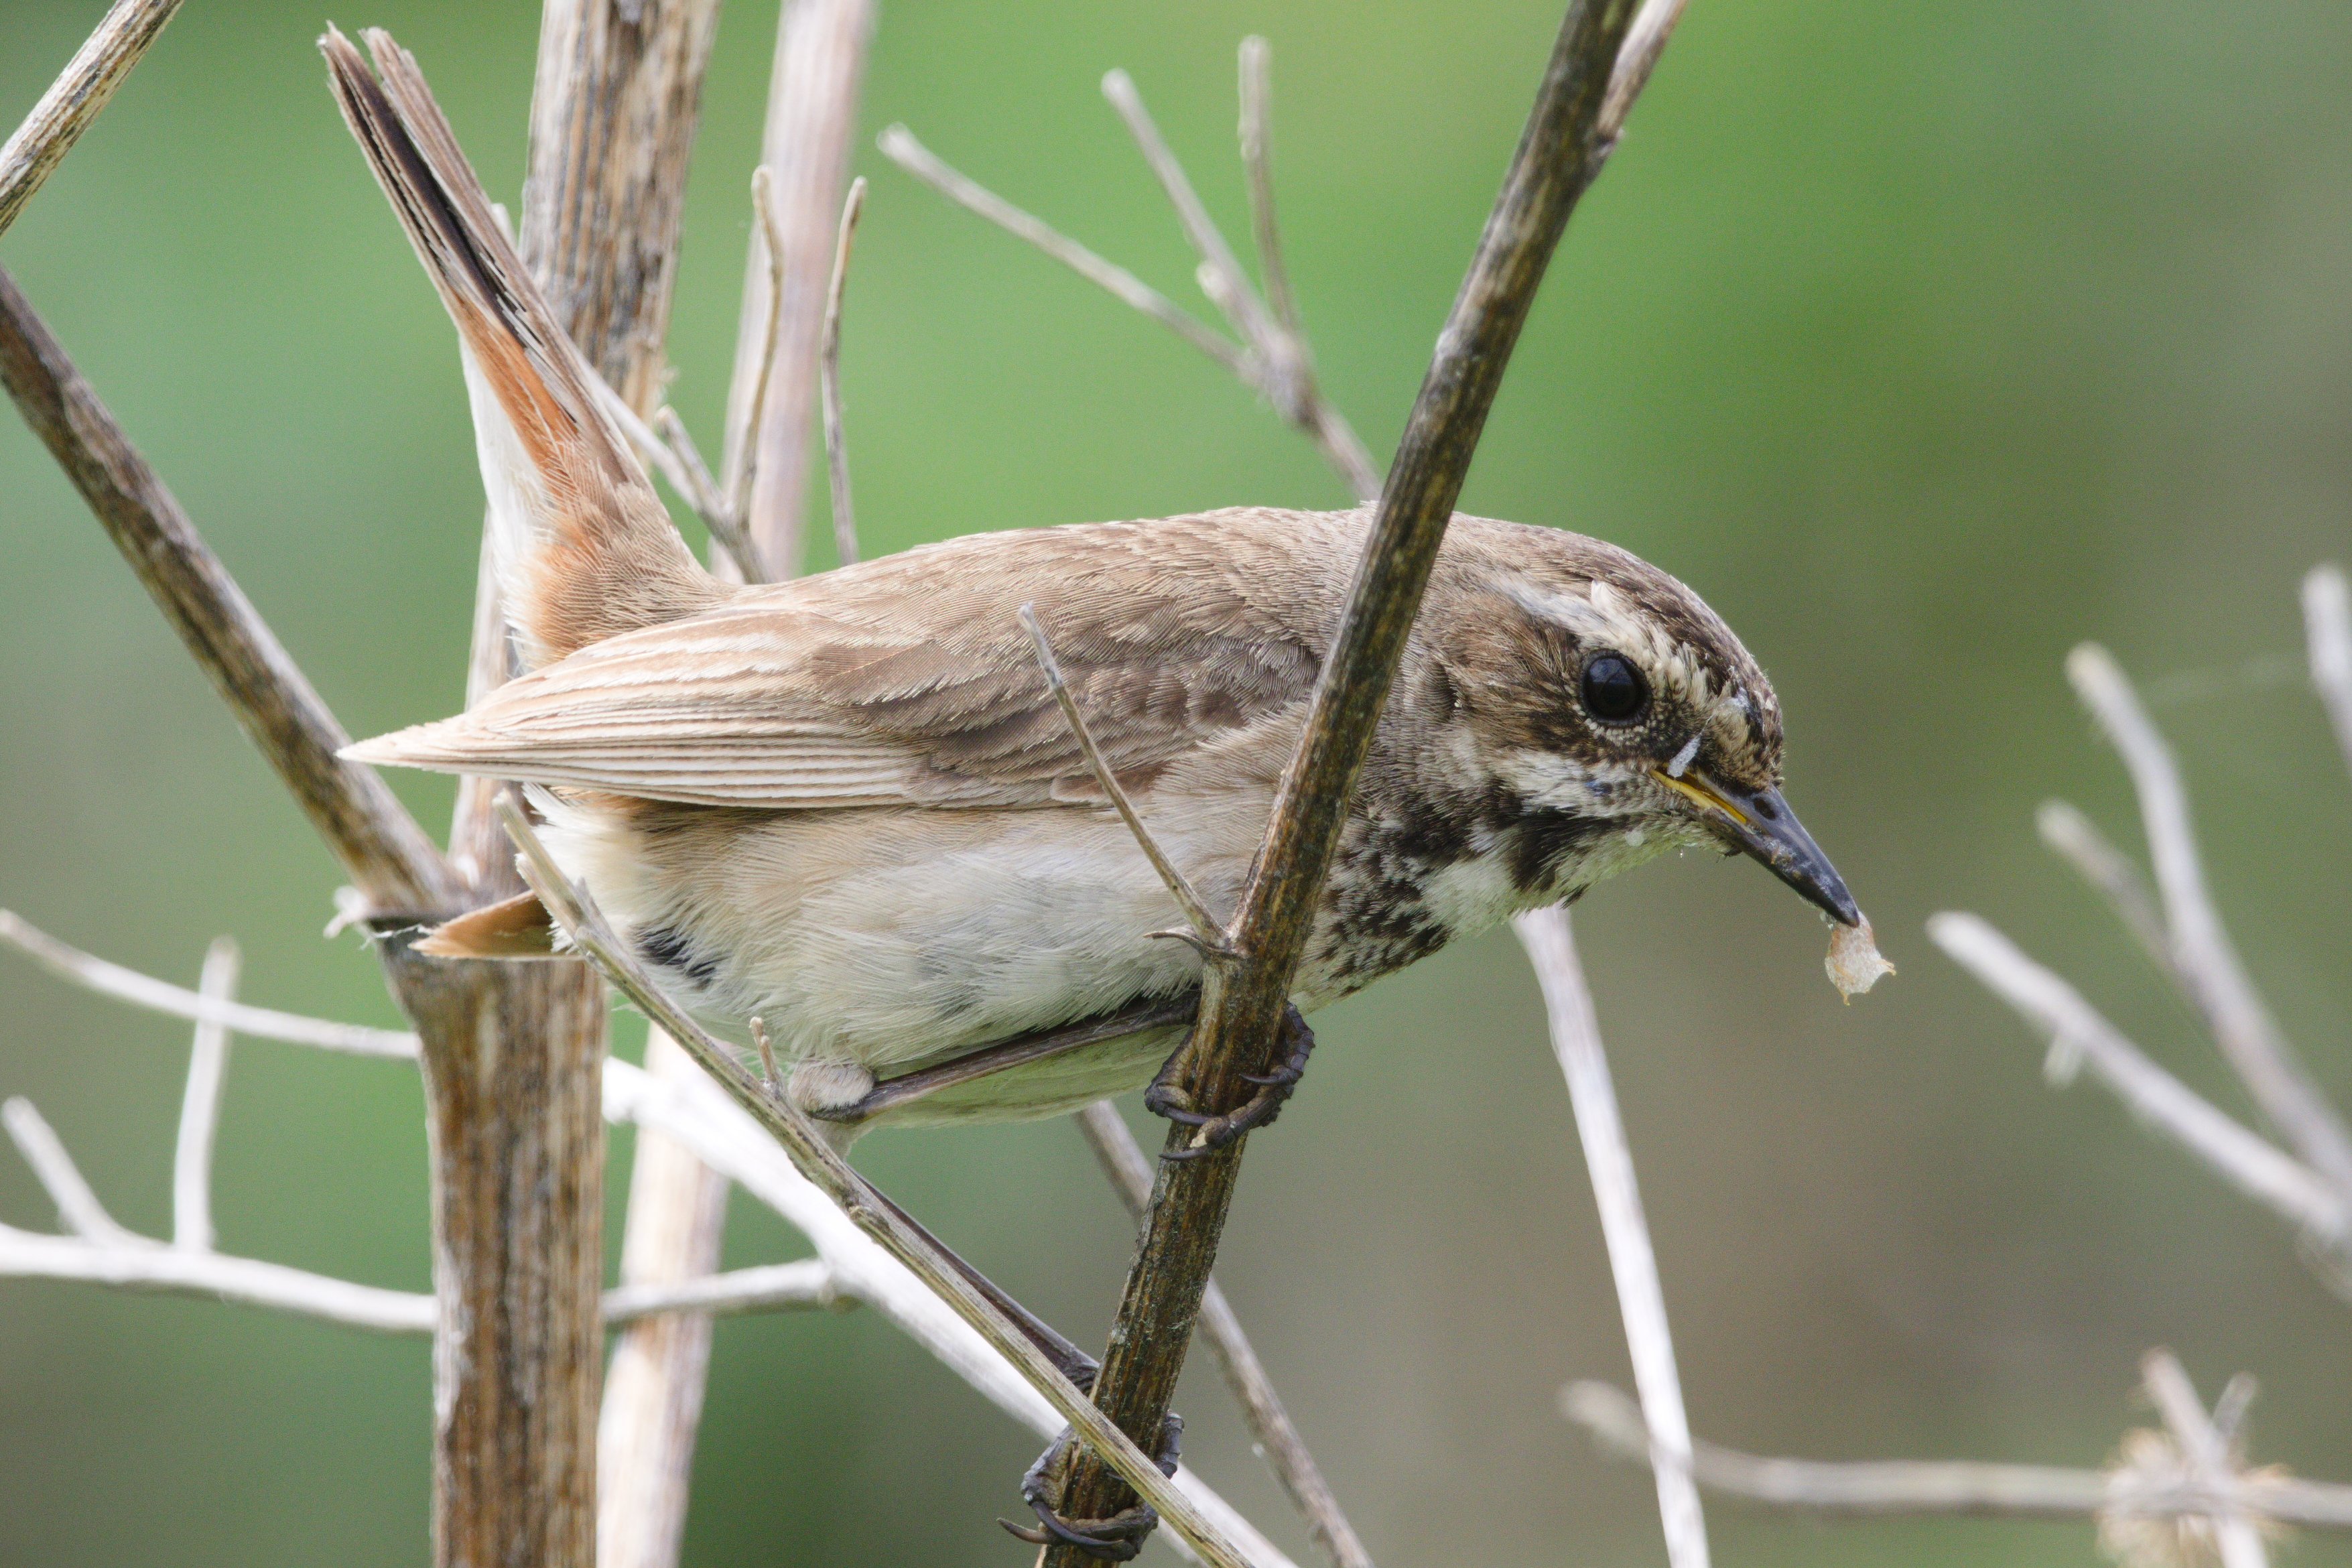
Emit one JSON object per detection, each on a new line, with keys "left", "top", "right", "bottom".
{"left": 1651, "top": 769, "right": 1861, "bottom": 926}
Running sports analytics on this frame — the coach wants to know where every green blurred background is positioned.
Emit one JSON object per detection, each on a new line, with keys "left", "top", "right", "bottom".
{"left": 3, "top": 1, "right": 2349, "bottom": 1563}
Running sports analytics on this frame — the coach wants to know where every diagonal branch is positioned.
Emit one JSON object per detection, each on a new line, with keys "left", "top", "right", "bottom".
{"left": 0, "top": 268, "right": 458, "bottom": 915}
{"left": 820, "top": 176, "right": 866, "bottom": 568}
{"left": 494, "top": 795, "right": 1264, "bottom": 1568}
{"left": 2141, "top": 1351, "right": 2270, "bottom": 1568}
{"left": 0, "top": 0, "right": 187, "bottom": 241}
{"left": 2303, "top": 564, "right": 2352, "bottom": 784}
{"left": 2065, "top": 645, "right": 2352, "bottom": 1202}
{"left": 3, "top": 1097, "right": 146, "bottom": 1248}
{"left": 1045, "top": 6, "right": 1656, "bottom": 1555}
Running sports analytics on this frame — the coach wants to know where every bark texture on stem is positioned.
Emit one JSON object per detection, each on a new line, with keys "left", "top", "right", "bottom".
{"left": 1043, "top": 6, "right": 1644, "bottom": 1555}
{"left": 0, "top": 0, "right": 187, "bottom": 241}
{"left": 719, "top": 0, "right": 876, "bottom": 572}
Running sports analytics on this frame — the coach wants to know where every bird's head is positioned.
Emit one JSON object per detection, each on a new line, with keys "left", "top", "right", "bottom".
{"left": 1427, "top": 525, "right": 1859, "bottom": 926}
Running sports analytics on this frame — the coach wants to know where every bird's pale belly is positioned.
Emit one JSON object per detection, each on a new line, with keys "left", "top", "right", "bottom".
{"left": 537, "top": 784, "right": 1676, "bottom": 1130}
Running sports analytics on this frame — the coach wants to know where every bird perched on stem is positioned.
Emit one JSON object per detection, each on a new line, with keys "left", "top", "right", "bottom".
{"left": 324, "top": 29, "right": 1859, "bottom": 1153}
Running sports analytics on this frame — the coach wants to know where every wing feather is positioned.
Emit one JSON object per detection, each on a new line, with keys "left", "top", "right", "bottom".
{"left": 344, "top": 510, "right": 1352, "bottom": 810}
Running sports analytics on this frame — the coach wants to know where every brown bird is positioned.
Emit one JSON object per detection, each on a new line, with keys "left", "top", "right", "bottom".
{"left": 323, "top": 31, "right": 1857, "bottom": 1155}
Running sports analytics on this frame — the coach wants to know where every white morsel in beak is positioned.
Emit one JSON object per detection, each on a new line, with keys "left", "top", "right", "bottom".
{"left": 1826, "top": 917, "right": 1896, "bottom": 999}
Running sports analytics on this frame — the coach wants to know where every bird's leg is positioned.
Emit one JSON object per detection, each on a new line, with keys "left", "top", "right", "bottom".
{"left": 1142, "top": 1002, "right": 1316, "bottom": 1160}
{"left": 860, "top": 1185, "right": 1099, "bottom": 1390}
{"left": 1000, "top": 1412, "right": 1183, "bottom": 1561}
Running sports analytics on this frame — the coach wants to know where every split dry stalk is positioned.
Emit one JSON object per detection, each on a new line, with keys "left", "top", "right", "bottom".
{"left": 0, "top": 0, "right": 187, "bottom": 241}
{"left": 1041, "top": 6, "right": 1658, "bottom": 1557}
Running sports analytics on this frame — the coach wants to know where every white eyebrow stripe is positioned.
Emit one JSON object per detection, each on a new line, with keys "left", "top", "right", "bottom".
{"left": 1666, "top": 734, "right": 1702, "bottom": 777}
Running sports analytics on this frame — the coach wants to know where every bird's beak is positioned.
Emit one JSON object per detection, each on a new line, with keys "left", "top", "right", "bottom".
{"left": 1650, "top": 768, "right": 1860, "bottom": 926}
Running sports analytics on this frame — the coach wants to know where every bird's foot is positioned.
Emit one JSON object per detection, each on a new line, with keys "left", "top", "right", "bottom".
{"left": 1142, "top": 1004, "right": 1315, "bottom": 1161}
{"left": 1000, "top": 1413, "right": 1182, "bottom": 1561}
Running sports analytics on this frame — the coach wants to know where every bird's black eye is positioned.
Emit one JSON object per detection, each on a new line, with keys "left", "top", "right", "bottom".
{"left": 1579, "top": 653, "right": 1648, "bottom": 724}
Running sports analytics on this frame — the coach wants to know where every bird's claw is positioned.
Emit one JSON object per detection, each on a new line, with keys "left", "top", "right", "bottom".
{"left": 1142, "top": 1006, "right": 1315, "bottom": 1160}
{"left": 1000, "top": 1414, "right": 1183, "bottom": 1560}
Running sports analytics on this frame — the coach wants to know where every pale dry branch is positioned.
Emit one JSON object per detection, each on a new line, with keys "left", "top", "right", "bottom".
{"left": 2303, "top": 565, "right": 2352, "bottom": 783}
{"left": 0, "top": 0, "right": 188, "bottom": 241}
{"left": 877, "top": 125, "right": 1248, "bottom": 373}
{"left": 1235, "top": 39, "right": 1300, "bottom": 344}
{"left": 2067, "top": 643, "right": 2352, "bottom": 1201}
{"left": 497, "top": 795, "right": 1268, "bottom": 1568}
{"left": 2140, "top": 1351, "right": 2270, "bottom": 1568}
{"left": 3, "top": 1097, "right": 145, "bottom": 1248}
{"left": 0, "top": 1221, "right": 842, "bottom": 1336}
{"left": 0, "top": 910, "right": 417, "bottom": 1058}
{"left": 1598, "top": 0, "right": 1691, "bottom": 139}
{"left": 1927, "top": 913, "right": 2349, "bottom": 1246}
{"left": 820, "top": 176, "right": 866, "bottom": 568}
{"left": 2036, "top": 799, "right": 2173, "bottom": 978}
{"left": 1075, "top": 1101, "right": 1374, "bottom": 1568}
{"left": 1022, "top": 604, "right": 1232, "bottom": 956}
{"left": 721, "top": 0, "right": 876, "bottom": 574}
{"left": 1515, "top": 907, "right": 1709, "bottom": 1568}
{"left": 171, "top": 936, "right": 237, "bottom": 1252}
{"left": 1564, "top": 1380, "right": 2352, "bottom": 1529}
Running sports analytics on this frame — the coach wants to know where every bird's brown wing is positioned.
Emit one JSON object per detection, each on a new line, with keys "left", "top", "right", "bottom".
{"left": 344, "top": 513, "right": 1338, "bottom": 809}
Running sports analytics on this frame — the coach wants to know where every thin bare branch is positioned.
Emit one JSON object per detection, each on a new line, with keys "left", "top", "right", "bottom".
{"left": 1047, "top": 7, "right": 1658, "bottom": 1555}
{"left": 496, "top": 795, "right": 1264, "bottom": 1568}
{"left": 820, "top": 176, "right": 866, "bottom": 567}
{"left": 1022, "top": 605, "right": 1232, "bottom": 955}
{"left": 1597, "top": 0, "right": 1691, "bottom": 138}
{"left": 3, "top": 1098, "right": 145, "bottom": 1248}
{"left": 1928, "top": 913, "right": 2349, "bottom": 1246}
{"left": 1235, "top": 38, "right": 1301, "bottom": 342}
{"left": 1515, "top": 907, "right": 1708, "bottom": 1568}
{"left": 0, "top": 0, "right": 187, "bottom": 241}
{"left": 2142, "top": 1351, "right": 2270, "bottom": 1568}
{"left": 0, "top": 910, "right": 417, "bottom": 1058}
{"left": 1076, "top": 1102, "right": 1374, "bottom": 1568}
{"left": 0, "top": 269, "right": 458, "bottom": 915}
{"left": 877, "top": 125, "right": 1248, "bottom": 373}
{"left": 728, "top": 164, "right": 789, "bottom": 564}
{"left": 720, "top": 0, "right": 876, "bottom": 576}
{"left": 2067, "top": 644, "right": 2352, "bottom": 1201}
{"left": 2302, "top": 564, "right": 2352, "bottom": 783}
{"left": 2036, "top": 799, "right": 2174, "bottom": 978}
{"left": 172, "top": 937, "right": 237, "bottom": 1252}
{"left": 0, "top": 1224, "right": 842, "bottom": 1337}
{"left": 1563, "top": 1380, "right": 2352, "bottom": 1528}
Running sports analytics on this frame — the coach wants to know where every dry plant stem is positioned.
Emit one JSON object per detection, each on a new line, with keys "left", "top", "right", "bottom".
{"left": 1235, "top": 39, "right": 1301, "bottom": 343}
{"left": 3, "top": 1098, "right": 142, "bottom": 1248}
{"left": 2068, "top": 644, "right": 2352, "bottom": 1201}
{"left": 820, "top": 176, "right": 866, "bottom": 567}
{"left": 720, "top": 0, "right": 876, "bottom": 574}
{"left": 598, "top": 1029, "right": 734, "bottom": 1568}
{"left": 2036, "top": 799, "right": 2174, "bottom": 978}
{"left": 1563, "top": 1381, "right": 2352, "bottom": 1528}
{"left": 0, "top": 0, "right": 186, "bottom": 241}
{"left": 0, "top": 929, "right": 1297, "bottom": 1568}
{"left": 0, "top": 1222, "right": 838, "bottom": 1336}
{"left": 1514, "top": 907, "right": 1709, "bottom": 1568}
{"left": 0, "top": 267, "right": 456, "bottom": 915}
{"left": 2304, "top": 565, "right": 2352, "bottom": 782}
{"left": 1075, "top": 1102, "right": 1374, "bottom": 1568}
{"left": 1045, "top": 5, "right": 1649, "bottom": 1555}
{"left": 494, "top": 798, "right": 1260, "bottom": 1568}
{"left": 1598, "top": 0, "right": 1691, "bottom": 137}
{"left": 876, "top": 126, "right": 1248, "bottom": 375}
{"left": 1927, "top": 914, "right": 2349, "bottom": 1246}
{"left": 2144, "top": 1352, "right": 2268, "bottom": 1568}
{"left": 1023, "top": 606, "right": 1231, "bottom": 953}
{"left": 172, "top": 937, "right": 237, "bottom": 1252}
{"left": 0, "top": 911, "right": 415, "bottom": 1057}
{"left": 1100, "top": 63, "right": 1380, "bottom": 504}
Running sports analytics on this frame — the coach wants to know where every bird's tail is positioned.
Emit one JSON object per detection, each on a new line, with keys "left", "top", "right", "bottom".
{"left": 320, "top": 27, "right": 718, "bottom": 668}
